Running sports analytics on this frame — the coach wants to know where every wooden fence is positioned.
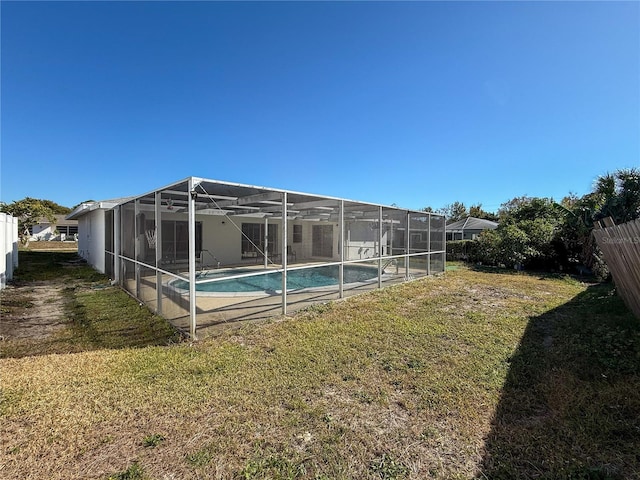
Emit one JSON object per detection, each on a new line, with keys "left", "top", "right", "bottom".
{"left": 592, "top": 217, "right": 640, "bottom": 319}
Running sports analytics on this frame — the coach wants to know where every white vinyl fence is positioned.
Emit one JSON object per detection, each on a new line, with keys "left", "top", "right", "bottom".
{"left": 0, "top": 213, "right": 19, "bottom": 289}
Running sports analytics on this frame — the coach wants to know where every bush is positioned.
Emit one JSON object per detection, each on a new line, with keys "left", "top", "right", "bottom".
{"left": 461, "top": 198, "right": 570, "bottom": 270}
{"left": 446, "top": 240, "right": 474, "bottom": 261}
{"left": 466, "top": 222, "right": 563, "bottom": 270}
{"left": 467, "top": 230, "right": 500, "bottom": 266}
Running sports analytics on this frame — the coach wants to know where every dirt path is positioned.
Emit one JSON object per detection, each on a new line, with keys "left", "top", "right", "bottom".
{"left": 0, "top": 282, "right": 69, "bottom": 340}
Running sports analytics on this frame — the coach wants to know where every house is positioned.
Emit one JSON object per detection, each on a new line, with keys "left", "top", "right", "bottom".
{"left": 67, "top": 198, "right": 132, "bottom": 273}
{"left": 67, "top": 177, "right": 446, "bottom": 338}
{"left": 446, "top": 216, "right": 498, "bottom": 241}
{"left": 29, "top": 214, "right": 79, "bottom": 241}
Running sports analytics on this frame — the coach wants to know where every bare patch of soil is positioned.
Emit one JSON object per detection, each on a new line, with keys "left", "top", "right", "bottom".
{"left": 0, "top": 282, "right": 69, "bottom": 340}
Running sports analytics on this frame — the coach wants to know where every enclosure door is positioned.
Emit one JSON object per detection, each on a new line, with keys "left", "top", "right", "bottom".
{"left": 312, "top": 224, "right": 333, "bottom": 258}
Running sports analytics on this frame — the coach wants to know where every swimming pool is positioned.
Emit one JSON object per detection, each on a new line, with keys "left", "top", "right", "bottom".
{"left": 170, "top": 264, "right": 383, "bottom": 296}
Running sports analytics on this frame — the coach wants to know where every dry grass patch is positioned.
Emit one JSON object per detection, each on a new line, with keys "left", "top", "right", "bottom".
{"left": 20, "top": 240, "right": 78, "bottom": 252}
{"left": 1, "top": 251, "right": 179, "bottom": 359}
{"left": 1, "top": 265, "right": 638, "bottom": 479}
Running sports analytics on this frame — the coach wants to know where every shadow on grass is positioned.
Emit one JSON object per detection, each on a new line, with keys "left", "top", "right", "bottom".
{"left": 479, "top": 282, "right": 640, "bottom": 479}
{"left": 467, "top": 262, "right": 588, "bottom": 278}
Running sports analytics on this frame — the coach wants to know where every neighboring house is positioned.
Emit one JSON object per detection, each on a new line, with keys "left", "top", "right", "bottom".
{"left": 29, "top": 214, "right": 79, "bottom": 241}
{"left": 66, "top": 176, "right": 447, "bottom": 339}
{"left": 446, "top": 216, "right": 498, "bottom": 241}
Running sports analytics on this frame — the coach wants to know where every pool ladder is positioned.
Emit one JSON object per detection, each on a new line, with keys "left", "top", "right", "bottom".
{"left": 381, "top": 259, "right": 397, "bottom": 274}
{"left": 200, "top": 249, "right": 221, "bottom": 270}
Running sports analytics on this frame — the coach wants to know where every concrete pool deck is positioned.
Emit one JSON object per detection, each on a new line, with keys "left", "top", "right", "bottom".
{"left": 124, "top": 259, "right": 436, "bottom": 338}
{"left": 181, "top": 274, "right": 413, "bottom": 336}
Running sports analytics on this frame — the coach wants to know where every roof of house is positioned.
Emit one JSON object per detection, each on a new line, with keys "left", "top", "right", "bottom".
{"left": 35, "top": 214, "right": 78, "bottom": 226}
{"left": 53, "top": 214, "right": 77, "bottom": 226}
{"left": 446, "top": 216, "right": 499, "bottom": 232}
{"left": 66, "top": 197, "right": 134, "bottom": 220}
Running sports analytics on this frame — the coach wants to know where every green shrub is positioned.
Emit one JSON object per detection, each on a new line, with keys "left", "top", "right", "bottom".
{"left": 446, "top": 240, "right": 474, "bottom": 261}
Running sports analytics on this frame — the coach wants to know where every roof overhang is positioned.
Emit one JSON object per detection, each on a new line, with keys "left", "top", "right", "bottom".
{"left": 66, "top": 197, "right": 132, "bottom": 220}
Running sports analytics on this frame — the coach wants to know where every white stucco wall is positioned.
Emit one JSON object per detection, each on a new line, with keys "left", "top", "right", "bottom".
{"left": 344, "top": 221, "right": 388, "bottom": 260}
{"left": 77, "top": 209, "right": 107, "bottom": 273}
{"left": 74, "top": 203, "right": 398, "bottom": 274}
{"left": 199, "top": 215, "right": 242, "bottom": 265}
{"left": 197, "top": 217, "right": 342, "bottom": 266}
{"left": 31, "top": 223, "right": 55, "bottom": 240}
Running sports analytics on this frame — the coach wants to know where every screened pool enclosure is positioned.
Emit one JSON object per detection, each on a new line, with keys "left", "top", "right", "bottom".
{"left": 103, "top": 177, "right": 445, "bottom": 338}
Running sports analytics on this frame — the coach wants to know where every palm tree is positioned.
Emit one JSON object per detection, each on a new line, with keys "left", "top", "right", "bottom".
{"left": 592, "top": 168, "right": 640, "bottom": 223}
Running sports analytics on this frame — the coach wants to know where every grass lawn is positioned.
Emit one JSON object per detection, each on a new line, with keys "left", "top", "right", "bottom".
{"left": 1, "top": 254, "right": 638, "bottom": 479}
{"left": 1, "top": 251, "right": 180, "bottom": 359}
{"left": 20, "top": 240, "right": 80, "bottom": 252}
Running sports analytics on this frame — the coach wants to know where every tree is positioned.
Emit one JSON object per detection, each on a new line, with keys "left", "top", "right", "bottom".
{"left": 472, "top": 196, "right": 566, "bottom": 270}
{"left": 591, "top": 168, "right": 640, "bottom": 224}
{"left": 0, "top": 198, "right": 60, "bottom": 244}
{"left": 72, "top": 200, "right": 95, "bottom": 210}
{"left": 434, "top": 202, "right": 497, "bottom": 222}
{"left": 498, "top": 196, "right": 562, "bottom": 223}
{"left": 457, "top": 168, "right": 639, "bottom": 276}
{"left": 468, "top": 203, "right": 498, "bottom": 221}
{"left": 41, "top": 199, "right": 71, "bottom": 215}
{"left": 558, "top": 168, "right": 640, "bottom": 278}
{"left": 438, "top": 201, "right": 468, "bottom": 222}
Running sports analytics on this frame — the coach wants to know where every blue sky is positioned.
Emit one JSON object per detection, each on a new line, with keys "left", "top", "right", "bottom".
{"left": 2, "top": 1, "right": 638, "bottom": 212}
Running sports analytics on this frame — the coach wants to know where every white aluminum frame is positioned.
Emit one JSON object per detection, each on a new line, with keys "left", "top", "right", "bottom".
{"left": 106, "top": 176, "right": 446, "bottom": 339}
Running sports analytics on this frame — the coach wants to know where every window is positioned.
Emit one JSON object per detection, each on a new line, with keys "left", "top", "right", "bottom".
{"left": 105, "top": 210, "right": 114, "bottom": 252}
{"left": 293, "top": 224, "right": 302, "bottom": 243}
{"left": 241, "top": 223, "right": 276, "bottom": 259}
{"left": 161, "top": 220, "right": 202, "bottom": 263}
{"left": 56, "top": 225, "right": 79, "bottom": 235}
{"left": 312, "top": 224, "right": 333, "bottom": 257}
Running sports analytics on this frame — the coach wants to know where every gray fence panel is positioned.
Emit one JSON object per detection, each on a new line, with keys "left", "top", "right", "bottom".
{"left": 593, "top": 217, "right": 640, "bottom": 319}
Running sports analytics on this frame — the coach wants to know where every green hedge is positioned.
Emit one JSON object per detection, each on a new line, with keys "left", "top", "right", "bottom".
{"left": 446, "top": 240, "right": 475, "bottom": 261}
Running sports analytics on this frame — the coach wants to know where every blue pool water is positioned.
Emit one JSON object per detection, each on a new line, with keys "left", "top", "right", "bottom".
{"left": 172, "top": 265, "right": 380, "bottom": 294}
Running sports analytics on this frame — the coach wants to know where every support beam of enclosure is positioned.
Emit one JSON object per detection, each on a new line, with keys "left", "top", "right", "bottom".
{"left": 282, "top": 192, "right": 287, "bottom": 315}
{"left": 133, "top": 200, "right": 138, "bottom": 298}
{"left": 155, "top": 191, "right": 163, "bottom": 315}
{"left": 442, "top": 216, "right": 447, "bottom": 271}
{"left": 427, "top": 213, "right": 431, "bottom": 276}
{"left": 263, "top": 217, "right": 268, "bottom": 269}
{"left": 214, "top": 191, "right": 283, "bottom": 208}
{"left": 291, "top": 199, "right": 338, "bottom": 210}
{"left": 188, "top": 179, "right": 197, "bottom": 339}
{"left": 378, "top": 206, "right": 383, "bottom": 289}
{"left": 114, "top": 207, "right": 120, "bottom": 283}
{"left": 406, "top": 211, "right": 410, "bottom": 279}
{"left": 339, "top": 200, "right": 344, "bottom": 298}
